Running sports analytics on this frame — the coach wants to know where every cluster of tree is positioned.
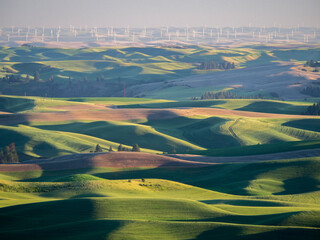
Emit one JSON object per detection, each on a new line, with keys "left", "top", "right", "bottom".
{"left": 1, "top": 74, "right": 25, "bottom": 83}
{"left": 0, "top": 73, "right": 128, "bottom": 97}
{"left": 0, "top": 143, "right": 19, "bottom": 164}
{"left": 1, "top": 71, "right": 43, "bottom": 84}
{"left": 301, "top": 86, "right": 320, "bottom": 97}
{"left": 305, "top": 103, "right": 320, "bottom": 115}
{"left": 118, "top": 144, "right": 140, "bottom": 152}
{"left": 93, "top": 143, "right": 140, "bottom": 153}
{"left": 305, "top": 60, "right": 320, "bottom": 68}
{"left": 198, "top": 61, "right": 235, "bottom": 71}
{"left": 199, "top": 91, "right": 270, "bottom": 100}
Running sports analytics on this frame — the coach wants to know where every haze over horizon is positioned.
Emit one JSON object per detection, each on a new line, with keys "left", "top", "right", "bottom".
{"left": 0, "top": 0, "right": 319, "bottom": 28}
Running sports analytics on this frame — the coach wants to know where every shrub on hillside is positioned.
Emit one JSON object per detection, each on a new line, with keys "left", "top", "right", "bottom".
{"left": 0, "top": 143, "right": 19, "bottom": 164}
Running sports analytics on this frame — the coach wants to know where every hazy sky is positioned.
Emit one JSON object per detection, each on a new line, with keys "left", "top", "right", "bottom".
{"left": 0, "top": 0, "right": 319, "bottom": 28}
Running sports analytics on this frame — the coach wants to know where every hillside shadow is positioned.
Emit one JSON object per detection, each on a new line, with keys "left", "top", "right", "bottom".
{"left": 181, "top": 117, "right": 240, "bottom": 149}
{"left": 70, "top": 193, "right": 109, "bottom": 198}
{"left": 0, "top": 128, "right": 30, "bottom": 150}
{"left": 236, "top": 101, "right": 294, "bottom": 114}
{"left": 201, "top": 199, "right": 288, "bottom": 207}
{"left": 0, "top": 218, "right": 122, "bottom": 240}
{"left": 194, "top": 226, "right": 319, "bottom": 240}
{"left": 0, "top": 97, "right": 35, "bottom": 113}
{"left": 33, "top": 142, "right": 61, "bottom": 159}
{"left": 193, "top": 225, "right": 242, "bottom": 240}
{"left": 93, "top": 61, "right": 115, "bottom": 70}
{"left": 0, "top": 199, "right": 122, "bottom": 239}
{"left": 275, "top": 177, "right": 319, "bottom": 195}
{"left": 193, "top": 211, "right": 298, "bottom": 226}
{"left": 146, "top": 109, "right": 181, "bottom": 120}
{"left": 283, "top": 119, "right": 320, "bottom": 132}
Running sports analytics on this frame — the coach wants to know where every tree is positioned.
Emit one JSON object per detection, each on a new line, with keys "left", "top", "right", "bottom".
{"left": 95, "top": 144, "right": 102, "bottom": 152}
{"left": 305, "top": 103, "right": 320, "bottom": 115}
{"left": 118, "top": 144, "right": 123, "bottom": 151}
{"left": 0, "top": 143, "right": 19, "bottom": 163}
{"left": 33, "top": 71, "right": 40, "bottom": 82}
{"left": 132, "top": 144, "right": 140, "bottom": 152}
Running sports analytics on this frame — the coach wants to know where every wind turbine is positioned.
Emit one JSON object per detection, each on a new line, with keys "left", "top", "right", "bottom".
{"left": 186, "top": 30, "right": 189, "bottom": 41}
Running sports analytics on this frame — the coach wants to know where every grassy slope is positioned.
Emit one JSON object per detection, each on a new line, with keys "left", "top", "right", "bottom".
{"left": 1, "top": 96, "right": 320, "bottom": 158}
{"left": 1, "top": 46, "right": 320, "bottom": 100}
{"left": 119, "top": 99, "right": 312, "bottom": 115}
{"left": 0, "top": 95, "right": 171, "bottom": 113}
{"left": 0, "top": 157, "right": 319, "bottom": 239}
{"left": 0, "top": 124, "right": 159, "bottom": 159}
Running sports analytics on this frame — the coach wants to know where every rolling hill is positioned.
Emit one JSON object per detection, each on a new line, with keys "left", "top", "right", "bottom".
{"left": 1, "top": 44, "right": 320, "bottom": 239}
{"left": 0, "top": 152, "right": 319, "bottom": 239}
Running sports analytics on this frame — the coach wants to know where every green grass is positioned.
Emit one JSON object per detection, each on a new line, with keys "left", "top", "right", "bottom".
{"left": 0, "top": 46, "right": 261, "bottom": 83}
{"left": 63, "top": 97, "right": 173, "bottom": 105}
{"left": 33, "top": 120, "right": 205, "bottom": 153}
{"left": 0, "top": 95, "right": 87, "bottom": 113}
{"left": 119, "top": 99, "right": 312, "bottom": 115}
{"left": 192, "top": 140, "right": 320, "bottom": 157}
{"left": 0, "top": 157, "right": 319, "bottom": 239}
{"left": 0, "top": 124, "right": 159, "bottom": 159}
{"left": 54, "top": 174, "right": 105, "bottom": 182}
